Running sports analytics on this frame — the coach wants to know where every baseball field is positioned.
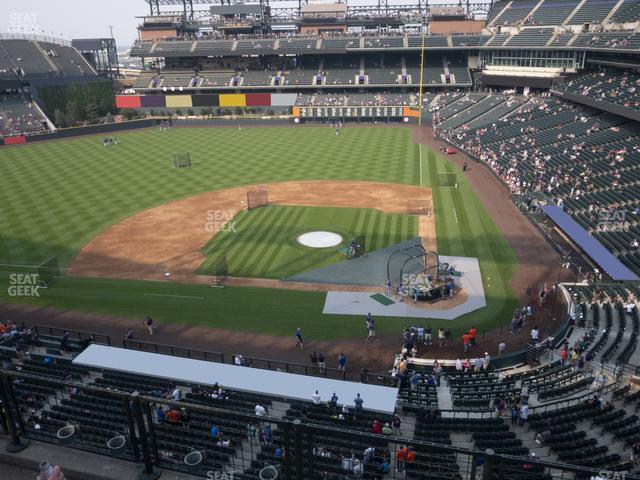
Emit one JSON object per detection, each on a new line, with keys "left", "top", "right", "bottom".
{"left": 0, "top": 125, "right": 518, "bottom": 341}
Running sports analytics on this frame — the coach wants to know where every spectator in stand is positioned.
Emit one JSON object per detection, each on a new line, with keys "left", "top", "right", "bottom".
{"left": 371, "top": 419, "right": 383, "bottom": 434}
{"left": 498, "top": 341, "right": 506, "bottom": 356}
{"left": 166, "top": 407, "right": 181, "bottom": 424}
{"left": 311, "top": 390, "right": 321, "bottom": 404}
{"left": 354, "top": 393, "right": 364, "bottom": 413}
{"left": 255, "top": 404, "right": 266, "bottom": 416}
{"left": 382, "top": 422, "right": 392, "bottom": 435}
{"left": 37, "top": 461, "right": 65, "bottom": 480}
{"left": 433, "top": 360, "right": 443, "bottom": 386}
{"left": 396, "top": 445, "right": 408, "bottom": 472}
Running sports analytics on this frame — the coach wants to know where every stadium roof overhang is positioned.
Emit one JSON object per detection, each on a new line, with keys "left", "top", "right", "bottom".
{"left": 542, "top": 205, "right": 639, "bottom": 282}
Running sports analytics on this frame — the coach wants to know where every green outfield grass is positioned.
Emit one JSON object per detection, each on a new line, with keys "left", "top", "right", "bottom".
{"left": 0, "top": 126, "right": 519, "bottom": 340}
{"left": 198, "top": 206, "right": 417, "bottom": 278}
{"left": 0, "top": 126, "right": 416, "bottom": 267}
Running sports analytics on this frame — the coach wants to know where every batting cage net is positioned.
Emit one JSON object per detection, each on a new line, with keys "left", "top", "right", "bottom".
{"left": 407, "top": 198, "right": 432, "bottom": 216}
{"left": 386, "top": 244, "right": 427, "bottom": 287}
{"left": 172, "top": 152, "right": 192, "bottom": 169}
{"left": 247, "top": 189, "right": 268, "bottom": 210}
{"left": 437, "top": 172, "right": 457, "bottom": 187}
{"left": 38, "top": 256, "right": 61, "bottom": 287}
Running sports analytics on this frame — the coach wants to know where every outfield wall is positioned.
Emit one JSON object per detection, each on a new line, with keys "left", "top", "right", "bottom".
{"left": 115, "top": 93, "right": 299, "bottom": 109}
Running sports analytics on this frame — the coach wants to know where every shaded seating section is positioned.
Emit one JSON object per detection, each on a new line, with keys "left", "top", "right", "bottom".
{"left": 0, "top": 40, "right": 56, "bottom": 77}
{"left": 506, "top": 28, "right": 556, "bottom": 46}
{"left": 560, "top": 70, "right": 640, "bottom": 111}
{"left": 451, "top": 35, "right": 487, "bottom": 46}
{"left": 549, "top": 32, "right": 577, "bottom": 46}
{"left": 438, "top": 94, "right": 640, "bottom": 276}
{"left": 39, "top": 42, "right": 94, "bottom": 76}
{"left": 0, "top": 39, "right": 94, "bottom": 78}
{"left": 234, "top": 39, "right": 276, "bottom": 54}
{"left": 525, "top": 0, "right": 580, "bottom": 25}
{"left": 486, "top": 33, "right": 510, "bottom": 46}
{"left": 362, "top": 36, "right": 404, "bottom": 48}
{"left": 407, "top": 36, "right": 449, "bottom": 48}
{"left": 569, "top": 0, "right": 619, "bottom": 23}
{"left": 154, "top": 41, "right": 194, "bottom": 55}
{"left": 528, "top": 400, "right": 627, "bottom": 472}
{"left": 611, "top": 0, "right": 640, "bottom": 22}
{"left": 277, "top": 37, "right": 317, "bottom": 53}
{"left": 447, "top": 371, "right": 518, "bottom": 410}
{"left": 494, "top": 1, "right": 539, "bottom": 25}
{"left": 193, "top": 40, "right": 235, "bottom": 56}
{"left": 0, "top": 94, "right": 48, "bottom": 137}
{"left": 438, "top": 95, "right": 506, "bottom": 131}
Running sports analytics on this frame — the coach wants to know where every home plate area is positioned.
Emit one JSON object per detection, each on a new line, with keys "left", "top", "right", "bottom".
{"left": 322, "top": 255, "right": 486, "bottom": 319}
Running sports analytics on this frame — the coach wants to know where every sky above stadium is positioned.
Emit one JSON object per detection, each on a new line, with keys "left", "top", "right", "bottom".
{"left": 1, "top": 0, "right": 147, "bottom": 50}
{"left": 1, "top": 0, "right": 457, "bottom": 52}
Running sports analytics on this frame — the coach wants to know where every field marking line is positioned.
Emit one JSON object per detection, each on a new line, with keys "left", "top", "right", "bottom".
{"left": 453, "top": 208, "right": 459, "bottom": 224}
{"left": 143, "top": 293, "right": 204, "bottom": 300}
{"left": 419, "top": 144, "right": 423, "bottom": 187}
{"left": 0, "top": 263, "right": 69, "bottom": 270}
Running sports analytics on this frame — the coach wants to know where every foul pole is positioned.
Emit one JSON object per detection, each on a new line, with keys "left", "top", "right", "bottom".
{"left": 417, "top": 19, "right": 427, "bottom": 187}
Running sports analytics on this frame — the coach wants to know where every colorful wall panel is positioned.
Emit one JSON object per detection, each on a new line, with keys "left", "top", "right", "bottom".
{"left": 140, "top": 95, "right": 166, "bottom": 108}
{"left": 245, "top": 93, "right": 271, "bottom": 107}
{"left": 115, "top": 93, "right": 300, "bottom": 110}
{"left": 165, "top": 95, "right": 193, "bottom": 108}
{"left": 219, "top": 94, "right": 246, "bottom": 107}
{"left": 271, "top": 93, "right": 298, "bottom": 107}
{"left": 4, "top": 135, "right": 26, "bottom": 145}
{"left": 115, "top": 95, "right": 142, "bottom": 108}
{"left": 191, "top": 94, "right": 220, "bottom": 107}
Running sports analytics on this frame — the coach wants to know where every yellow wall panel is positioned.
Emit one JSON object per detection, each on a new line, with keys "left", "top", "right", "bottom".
{"left": 219, "top": 94, "right": 246, "bottom": 107}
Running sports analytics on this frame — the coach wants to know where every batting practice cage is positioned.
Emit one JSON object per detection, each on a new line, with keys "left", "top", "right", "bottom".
{"left": 407, "top": 198, "right": 432, "bottom": 216}
{"left": 38, "top": 257, "right": 62, "bottom": 287}
{"left": 247, "top": 189, "right": 268, "bottom": 210}
{"left": 172, "top": 152, "right": 192, "bottom": 169}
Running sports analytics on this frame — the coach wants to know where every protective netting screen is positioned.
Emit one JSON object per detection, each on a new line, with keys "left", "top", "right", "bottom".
{"left": 247, "top": 189, "right": 268, "bottom": 210}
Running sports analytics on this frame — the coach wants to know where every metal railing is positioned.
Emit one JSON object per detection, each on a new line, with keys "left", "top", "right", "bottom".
{"left": 2, "top": 368, "right": 639, "bottom": 480}
{"left": 32, "top": 324, "right": 111, "bottom": 346}
{"left": 122, "top": 338, "right": 396, "bottom": 386}
{"left": 122, "top": 339, "right": 224, "bottom": 363}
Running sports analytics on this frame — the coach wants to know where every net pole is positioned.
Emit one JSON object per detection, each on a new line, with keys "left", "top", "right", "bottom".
{"left": 417, "top": 18, "right": 426, "bottom": 188}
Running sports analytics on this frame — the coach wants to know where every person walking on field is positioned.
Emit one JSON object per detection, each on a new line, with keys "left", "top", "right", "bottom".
{"left": 143, "top": 316, "right": 155, "bottom": 335}
{"left": 338, "top": 353, "right": 347, "bottom": 371}
{"left": 365, "top": 315, "right": 377, "bottom": 342}
{"left": 295, "top": 328, "right": 304, "bottom": 351}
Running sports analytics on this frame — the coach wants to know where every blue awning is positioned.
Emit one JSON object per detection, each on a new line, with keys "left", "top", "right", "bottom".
{"left": 542, "top": 205, "right": 639, "bottom": 282}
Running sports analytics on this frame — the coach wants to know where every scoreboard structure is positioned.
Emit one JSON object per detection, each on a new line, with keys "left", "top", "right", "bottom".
{"left": 292, "top": 106, "right": 420, "bottom": 120}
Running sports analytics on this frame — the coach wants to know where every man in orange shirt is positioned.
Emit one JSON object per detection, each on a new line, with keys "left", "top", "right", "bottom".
{"left": 462, "top": 333, "right": 472, "bottom": 353}
{"left": 468, "top": 327, "right": 477, "bottom": 346}
{"left": 406, "top": 446, "right": 416, "bottom": 463}
{"left": 396, "top": 445, "right": 408, "bottom": 472}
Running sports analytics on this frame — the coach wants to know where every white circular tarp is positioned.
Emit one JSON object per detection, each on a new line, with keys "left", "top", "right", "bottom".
{"left": 297, "top": 231, "right": 343, "bottom": 248}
